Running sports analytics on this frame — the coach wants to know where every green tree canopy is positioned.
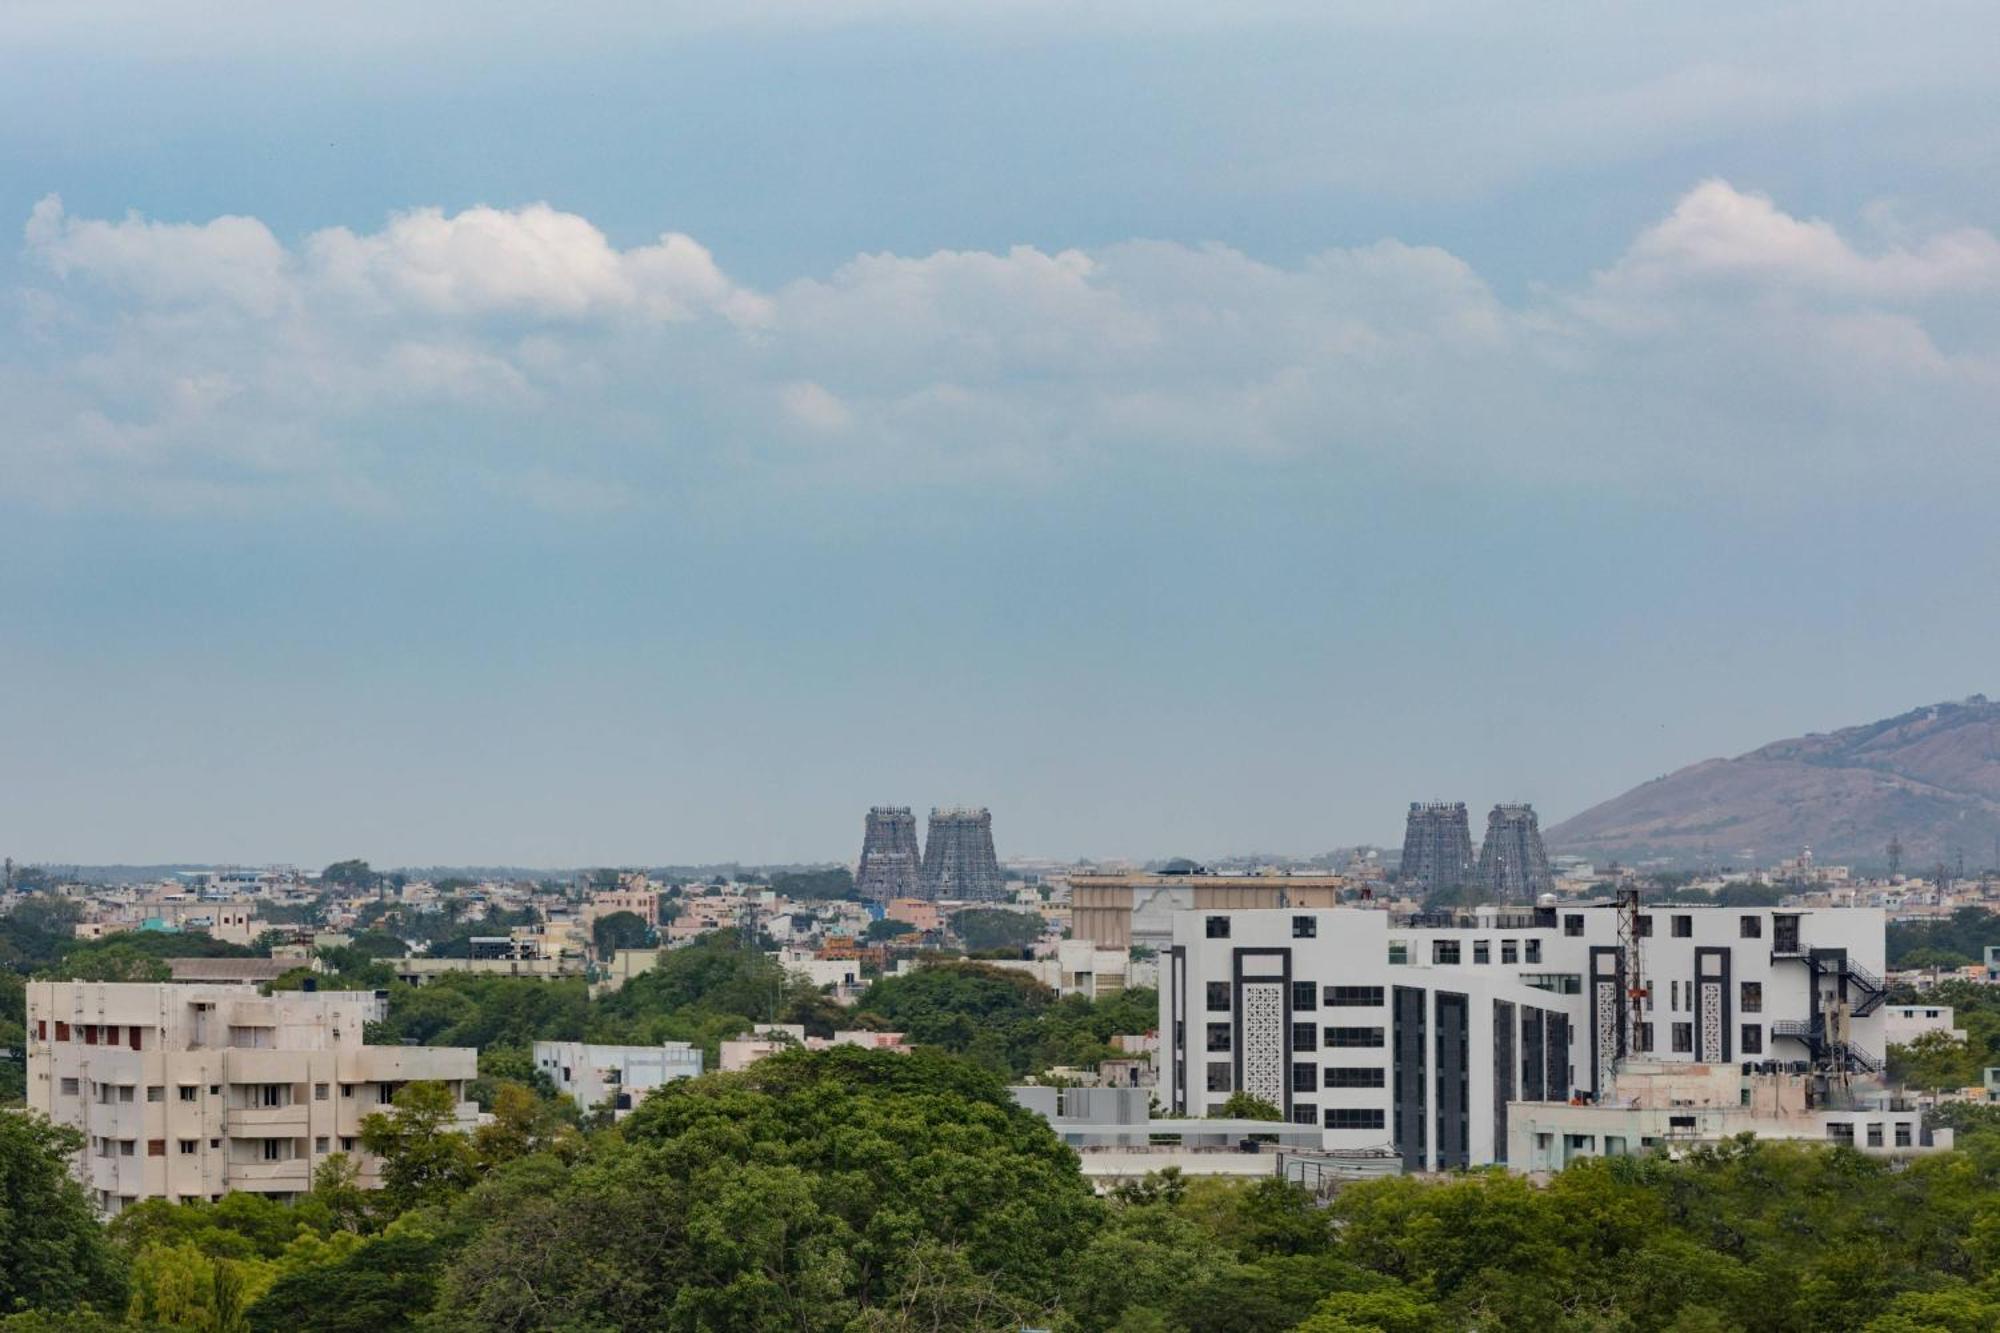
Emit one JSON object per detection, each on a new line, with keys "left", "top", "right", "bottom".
{"left": 0, "top": 1113, "right": 125, "bottom": 1315}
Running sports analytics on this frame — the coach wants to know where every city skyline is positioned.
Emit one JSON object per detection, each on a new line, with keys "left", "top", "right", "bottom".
{"left": 5, "top": 4, "right": 2000, "bottom": 865}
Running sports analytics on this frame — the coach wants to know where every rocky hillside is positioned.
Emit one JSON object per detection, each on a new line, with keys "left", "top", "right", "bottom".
{"left": 1547, "top": 697, "right": 2000, "bottom": 869}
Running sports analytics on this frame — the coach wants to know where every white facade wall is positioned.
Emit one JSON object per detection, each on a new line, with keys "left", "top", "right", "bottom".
{"left": 1883, "top": 1004, "right": 1966, "bottom": 1045}
{"left": 26, "top": 982, "right": 478, "bottom": 1214}
{"left": 533, "top": 1040, "right": 703, "bottom": 1117}
{"left": 1163, "top": 903, "right": 1890, "bottom": 1171}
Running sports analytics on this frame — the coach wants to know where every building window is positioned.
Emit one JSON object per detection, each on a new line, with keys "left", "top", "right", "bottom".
{"left": 1670, "top": 980, "right": 1680, "bottom": 1010}
{"left": 119, "top": 1140, "right": 135, "bottom": 1157}
{"left": 1207, "top": 1062, "right": 1232, "bottom": 1092}
{"left": 1324, "top": 1067, "right": 1385, "bottom": 1088}
{"left": 1206, "top": 982, "right": 1230, "bottom": 1012}
{"left": 1432, "top": 940, "right": 1461, "bottom": 965}
{"left": 208, "top": 1138, "right": 220, "bottom": 1149}
{"left": 340, "top": 1137, "right": 356, "bottom": 1152}
{"left": 178, "top": 1140, "right": 196, "bottom": 1155}
{"left": 315, "top": 1137, "right": 330, "bottom": 1154}
{"left": 1564, "top": 914, "right": 1584, "bottom": 937}
{"left": 1740, "top": 916, "right": 1762, "bottom": 939}
{"left": 1291, "top": 1105, "right": 1318, "bottom": 1125}
{"left": 1326, "top": 985, "right": 1384, "bottom": 1007}
{"left": 1292, "top": 1063, "right": 1317, "bottom": 1093}
{"left": 1326, "top": 1027, "right": 1386, "bottom": 1048}
{"left": 1895, "top": 1122, "right": 1913, "bottom": 1148}
{"left": 1866, "top": 1123, "right": 1884, "bottom": 1148}
{"left": 1291, "top": 981, "right": 1317, "bottom": 1011}
{"left": 147, "top": 1140, "right": 165, "bottom": 1157}
{"left": 314, "top": 1083, "right": 330, "bottom": 1101}
{"left": 1291, "top": 1022, "right": 1317, "bottom": 1051}
{"left": 54, "top": 1022, "right": 70, "bottom": 1041}
{"left": 262, "top": 1139, "right": 286, "bottom": 1162}
{"left": 1740, "top": 982, "right": 1762, "bottom": 1014}
{"left": 118, "top": 1085, "right": 134, "bottom": 1103}
{"left": 1634, "top": 1022, "right": 1653, "bottom": 1053}
{"left": 1672, "top": 1023, "right": 1693, "bottom": 1053}
{"left": 1633, "top": 916, "right": 1652, "bottom": 937}
{"left": 1292, "top": 915, "right": 1317, "bottom": 939}
{"left": 59, "top": 1077, "right": 79, "bottom": 1096}
{"left": 1325, "top": 1108, "right": 1386, "bottom": 1130}
{"left": 209, "top": 1085, "right": 220, "bottom": 1096}
{"left": 1205, "top": 917, "right": 1230, "bottom": 939}
{"left": 1388, "top": 942, "right": 1408, "bottom": 965}
{"left": 178, "top": 1086, "right": 197, "bottom": 1102}
{"left": 1501, "top": 940, "right": 1519, "bottom": 964}
{"left": 1525, "top": 940, "right": 1542, "bottom": 964}
{"left": 340, "top": 1084, "right": 353, "bottom": 1098}
{"left": 146, "top": 1086, "right": 164, "bottom": 1103}
{"left": 1741, "top": 1025, "right": 1763, "bottom": 1054}
{"left": 1207, "top": 1024, "right": 1232, "bottom": 1053}
{"left": 128, "top": 1026, "right": 144, "bottom": 1050}
{"left": 1473, "top": 940, "right": 1490, "bottom": 965}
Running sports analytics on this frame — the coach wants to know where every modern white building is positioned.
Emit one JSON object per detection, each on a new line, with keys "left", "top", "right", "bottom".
{"left": 1162, "top": 900, "right": 1896, "bottom": 1171}
{"left": 532, "top": 1040, "right": 703, "bottom": 1117}
{"left": 25, "top": 981, "right": 479, "bottom": 1214}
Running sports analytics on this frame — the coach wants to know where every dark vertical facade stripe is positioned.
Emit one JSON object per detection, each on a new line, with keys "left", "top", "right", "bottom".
{"left": 1392, "top": 985, "right": 1427, "bottom": 1172}
{"left": 1546, "top": 1013, "right": 1570, "bottom": 1100}
{"left": 1435, "top": 992, "right": 1470, "bottom": 1169}
{"left": 1493, "top": 1000, "right": 1516, "bottom": 1163}
{"left": 1587, "top": 945, "right": 1625, "bottom": 1098}
{"left": 1695, "top": 946, "right": 1732, "bottom": 1063}
{"left": 1521, "top": 1008, "right": 1545, "bottom": 1102}
{"left": 1232, "top": 948, "right": 1292, "bottom": 1116}
{"left": 1169, "top": 946, "right": 1187, "bottom": 1114}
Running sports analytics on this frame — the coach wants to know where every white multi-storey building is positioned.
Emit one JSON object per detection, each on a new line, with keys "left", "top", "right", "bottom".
{"left": 26, "top": 982, "right": 479, "bottom": 1214}
{"left": 1162, "top": 900, "right": 1901, "bottom": 1171}
{"left": 533, "top": 1040, "right": 703, "bottom": 1117}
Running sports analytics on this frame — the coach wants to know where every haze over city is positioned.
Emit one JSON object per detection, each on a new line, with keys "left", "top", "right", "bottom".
{"left": 6, "top": 3, "right": 2000, "bottom": 866}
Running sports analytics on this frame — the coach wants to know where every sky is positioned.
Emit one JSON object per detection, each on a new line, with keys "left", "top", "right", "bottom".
{"left": 4, "top": 1, "right": 2000, "bottom": 868}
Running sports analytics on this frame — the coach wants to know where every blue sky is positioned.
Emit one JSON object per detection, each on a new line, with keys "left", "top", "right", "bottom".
{"left": 4, "top": 2, "right": 1999, "bottom": 866}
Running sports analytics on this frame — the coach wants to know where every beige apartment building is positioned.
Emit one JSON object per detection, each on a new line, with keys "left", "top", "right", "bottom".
{"left": 25, "top": 981, "right": 479, "bottom": 1215}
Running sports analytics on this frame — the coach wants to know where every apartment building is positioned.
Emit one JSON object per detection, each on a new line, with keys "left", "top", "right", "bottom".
{"left": 1162, "top": 900, "right": 1894, "bottom": 1171}
{"left": 25, "top": 982, "right": 478, "bottom": 1214}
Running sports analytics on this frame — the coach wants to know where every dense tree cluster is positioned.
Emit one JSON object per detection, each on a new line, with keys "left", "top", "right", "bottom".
{"left": 855, "top": 962, "right": 1157, "bottom": 1077}
{"left": 1889, "top": 907, "right": 2000, "bottom": 970}
{"left": 15, "top": 1050, "right": 2000, "bottom": 1330}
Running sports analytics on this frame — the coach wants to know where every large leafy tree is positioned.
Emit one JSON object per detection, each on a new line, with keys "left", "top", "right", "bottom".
{"left": 430, "top": 1046, "right": 1101, "bottom": 1331}
{"left": 358, "top": 1082, "right": 479, "bottom": 1217}
{"left": 0, "top": 1114, "right": 124, "bottom": 1315}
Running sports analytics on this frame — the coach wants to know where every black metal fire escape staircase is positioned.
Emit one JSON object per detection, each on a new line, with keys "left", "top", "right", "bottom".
{"left": 1769, "top": 945, "right": 1887, "bottom": 1074}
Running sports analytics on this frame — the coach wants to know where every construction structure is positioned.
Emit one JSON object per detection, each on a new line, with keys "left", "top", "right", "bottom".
{"left": 1477, "top": 803, "right": 1553, "bottom": 902}
{"left": 920, "top": 807, "right": 1006, "bottom": 902}
{"left": 1400, "top": 802, "right": 1474, "bottom": 901}
{"left": 856, "top": 806, "right": 923, "bottom": 904}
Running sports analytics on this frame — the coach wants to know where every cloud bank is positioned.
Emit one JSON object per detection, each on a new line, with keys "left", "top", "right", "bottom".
{"left": 9, "top": 181, "right": 1998, "bottom": 514}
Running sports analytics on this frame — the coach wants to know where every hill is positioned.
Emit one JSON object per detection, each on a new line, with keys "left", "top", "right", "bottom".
{"left": 1547, "top": 696, "right": 2000, "bottom": 870}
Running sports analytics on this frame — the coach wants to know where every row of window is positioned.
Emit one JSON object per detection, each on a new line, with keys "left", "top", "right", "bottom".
{"left": 1208, "top": 911, "right": 1784, "bottom": 947}
{"left": 58, "top": 1077, "right": 376, "bottom": 1102}
{"left": 1204, "top": 1024, "right": 1384, "bottom": 1053}
{"left": 36, "top": 1021, "right": 145, "bottom": 1049}
{"left": 1382, "top": 939, "right": 1547, "bottom": 965}
{"left": 1828, "top": 1122, "right": 1913, "bottom": 1148}
{"left": 1208, "top": 983, "right": 1385, "bottom": 1012}
{"left": 1631, "top": 1022, "right": 1767, "bottom": 1055}
{"left": 94, "top": 1134, "right": 357, "bottom": 1158}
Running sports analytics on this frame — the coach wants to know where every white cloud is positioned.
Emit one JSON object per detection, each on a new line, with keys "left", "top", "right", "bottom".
{"left": 8, "top": 182, "right": 2000, "bottom": 514}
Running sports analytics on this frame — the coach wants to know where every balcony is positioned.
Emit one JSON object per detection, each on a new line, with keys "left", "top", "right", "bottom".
{"left": 226, "top": 1160, "right": 310, "bottom": 1188}
{"left": 225, "top": 1104, "right": 308, "bottom": 1134}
